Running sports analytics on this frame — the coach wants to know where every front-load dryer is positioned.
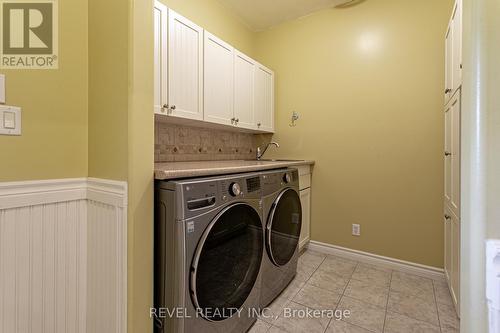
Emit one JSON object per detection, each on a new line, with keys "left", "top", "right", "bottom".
{"left": 260, "top": 168, "right": 302, "bottom": 307}
{"left": 154, "top": 172, "right": 264, "bottom": 333}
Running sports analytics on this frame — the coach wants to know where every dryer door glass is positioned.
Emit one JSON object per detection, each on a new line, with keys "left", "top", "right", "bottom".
{"left": 267, "top": 188, "right": 302, "bottom": 266}
{"left": 191, "top": 203, "right": 263, "bottom": 321}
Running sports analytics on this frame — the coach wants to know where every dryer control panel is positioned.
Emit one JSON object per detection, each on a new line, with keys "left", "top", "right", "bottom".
{"left": 261, "top": 168, "right": 299, "bottom": 196}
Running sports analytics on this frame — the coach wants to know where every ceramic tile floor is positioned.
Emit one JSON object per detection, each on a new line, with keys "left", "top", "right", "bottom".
{"left": 249, "top": 249, "right": 460, "bottom": 333}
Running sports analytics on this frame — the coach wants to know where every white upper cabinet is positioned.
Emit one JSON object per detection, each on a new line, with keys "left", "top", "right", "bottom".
{"left": 154, "top": 1, "right": 168, "bottom": 115}
{"left": 445, "top": 0, "right": 462, "bottom": 103}
{"left": 255, "top": 64, "right": 275, "bottom": 132}
{"left": 444, "top": 25, "right": 453, "bottom": 103}
{"left": 153, "top": 4, "right": 275, "bottom": 133}
{"left": 444, "top": 91, "right": 460, "bottom": 218}
{"left": 451, "top": 0, "right": 462, "bottom": 91}
{"left": 444, "top": 101, "right": 451, "bottom": 205}
{"left": 168, "top": 10, "right": 203, "bottom": 120}
{"left": 450, "top": 93, "right": 461, "bottom": 217}
{"left": 204, "top": 32, "right": 234, "bottom": 126}
{"left": 234, "top": 51, "right": 256, "bottom": 130}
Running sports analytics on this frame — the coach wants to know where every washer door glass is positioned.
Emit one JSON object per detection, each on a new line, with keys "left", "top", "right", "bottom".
{"left": 267, "top": 188, "right": 302, "bottom": 266}
{"left": 191, "top": 203, "right": 263, "bottom": 321}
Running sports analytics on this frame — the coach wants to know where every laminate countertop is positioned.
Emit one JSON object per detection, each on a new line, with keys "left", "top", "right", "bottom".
{"left": 154, "top": 160, "right": 315, "bottom": 180}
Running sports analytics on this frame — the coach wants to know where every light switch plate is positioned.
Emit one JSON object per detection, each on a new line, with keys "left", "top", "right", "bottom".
{"left": 0, "top": 105, "right": 21, "bottom": 135}
{"left": 0, "top": 74, "right": 5, "bottom": 104}
{"left": 4, "top": 111, "right": 15, "bottom": 128}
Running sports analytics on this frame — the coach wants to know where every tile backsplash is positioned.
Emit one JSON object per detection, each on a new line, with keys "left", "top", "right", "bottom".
{"left": 155, "top": 122, "right": 259, "bottom": 162}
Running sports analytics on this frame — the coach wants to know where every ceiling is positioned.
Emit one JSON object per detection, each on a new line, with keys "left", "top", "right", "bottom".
{"left": 218, "top": 0, "right": 353, "bottom": 31}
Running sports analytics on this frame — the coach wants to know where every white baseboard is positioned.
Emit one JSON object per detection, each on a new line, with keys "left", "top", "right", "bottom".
{"left": 299, "top": 237, "right": 310, "bottom": 251}
{"left": 307, "top": 240, "right": 445, "bottom": 281}
{"left": 0, "top": 177, "right": 127, "bottom": 333}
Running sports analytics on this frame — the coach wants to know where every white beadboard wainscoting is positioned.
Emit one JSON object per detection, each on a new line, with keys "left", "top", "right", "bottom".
{"left": 0, "top": 178, "right": 127, "bottom": 333}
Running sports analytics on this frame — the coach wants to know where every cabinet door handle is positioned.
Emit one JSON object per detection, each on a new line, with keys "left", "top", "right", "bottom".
{"left": 445, "top": 151, "right": 451, "bottom": 156}
{"left": 170, "top": 105, "right": 176, "bottom": 111}
{"left": 444, "top": 214, "right": 451, "bottom": 220}
{"left": 235, "top": 118, "right": 239, "bottom": 124}
{"left": 231, "top": 117, "right": 235, "bottom": 124}
{"left": 257, "top": 122, "right": 261, "bottom": 127}
{"left": 445, "top": 88, "right": 452, "bottom": 94}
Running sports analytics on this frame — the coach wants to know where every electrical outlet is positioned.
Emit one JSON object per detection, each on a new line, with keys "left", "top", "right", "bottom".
{"left": 352, "top": 224, "right": 360, "bottom": 236}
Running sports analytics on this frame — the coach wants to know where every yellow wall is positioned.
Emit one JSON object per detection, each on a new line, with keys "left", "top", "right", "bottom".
{"left": 88, "top": 0, "right": 129, "bottom": 181}
{"left": 0, "top": 0, "right": 88, "bottom": 181}
{"left": 127, "top": 0, "right": 154, "bottom": 332}
{"left": 159, "top": 0, "right": 255, "bottom": 56}
{"left": 126, "top": 1, "right": 255, "bottom": 332}
{"left": 255, "top": 0, "right": 453, "bottom": 267}
{"left": 0, "top": 0, "right": 455, "bottom": 331}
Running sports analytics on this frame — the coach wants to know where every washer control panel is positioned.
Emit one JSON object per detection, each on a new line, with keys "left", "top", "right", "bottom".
{"left": 179, "top": 173, "right": 262, "bottom": 216}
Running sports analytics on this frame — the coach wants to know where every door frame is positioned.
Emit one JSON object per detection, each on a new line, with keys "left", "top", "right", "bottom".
{"left": 460, "top": 0, "right": 500, "bottom": 331}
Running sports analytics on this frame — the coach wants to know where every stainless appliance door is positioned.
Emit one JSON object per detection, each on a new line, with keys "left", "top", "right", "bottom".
{"left": 190, "top": 203, "right": 263, "bottom": 322}
{"left": 266, "top": 188, "right": 302, "bottom": 266}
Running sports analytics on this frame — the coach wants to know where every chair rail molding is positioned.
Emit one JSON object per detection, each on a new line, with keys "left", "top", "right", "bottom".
{"left": 0, "top": 177, "right": 127, "bottom": 333}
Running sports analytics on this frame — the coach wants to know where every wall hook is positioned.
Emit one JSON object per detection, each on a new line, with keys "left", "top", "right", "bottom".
{"left": 289, "top": 111, "right": 300, "bottom": 127}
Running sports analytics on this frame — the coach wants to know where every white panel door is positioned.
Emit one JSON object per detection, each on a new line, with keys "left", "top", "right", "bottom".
{"left": 444, "top": 25, "right": 453, "bottom": 104}
{"left": 444, "top": 208, "right": 452, "bottom": 282}
{"left": 204, "top": 32, "right": 234, "bottom": 126}
{"left": 255, "top": 64, "right": 275, "bottom": 133}
{"left": 168, "top": 10, "right": 203, "bottom": 120}
{"left": 444, "top": 102, "right": 452, "bottom": 206}
{"left": 451, "top": 211, "right": 460, "bottom": 314}
{"left": 450, "top": 92, "right": 461, "bottom": 217}
{"left": 154, "top": 1, "right": 168, "bottom": 115}
{"left": 299, "top": 188, "right": 311, "bottom": 249}
{"left": 451, "top": 0, "right": 462, "bottom": 91}
{"left": 234, "top": 51, "right": 256, "bottom": 130}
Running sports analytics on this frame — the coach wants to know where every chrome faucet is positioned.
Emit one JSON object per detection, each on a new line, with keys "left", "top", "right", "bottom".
{"left": 256, "top": 142, "right": 280, "bottom": 160}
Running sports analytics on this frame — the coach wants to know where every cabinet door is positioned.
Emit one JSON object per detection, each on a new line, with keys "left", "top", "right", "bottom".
{"left": 255, "top": 64, "right": 275, "bottom": 133}
{"left": 450, "top": 93, "right": 461, "bottom": 217}
{"left": 451, "top": 0, "right": 462, "bottom": 91}
{"left": 451, "top": 212, "right": 460, "bottom": 314}
{"left": 444, "top": 24, "right": 453, "bottom": 104}
{"left": 444, "top": 102, "right": 452, "bottom": 207}
{"left": 204, "top": 32, "right": 234, "bottom": 126}
{"left": 154, "top": 1, "right": 168, "bottom": 115}
{"left": 234, "top": 51, "right": 256, "bottom": 130}
{"left": 444, "top": 209, "right": 452, "bottom": 282}
{"left": 299, "top": 187, "right": 311, "bottom": 249}
{"left": 444, "top": 208, "right": 460, "bottom": 314}
{"left": 168, "top": 10, "right": 203, "bottom": 120}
